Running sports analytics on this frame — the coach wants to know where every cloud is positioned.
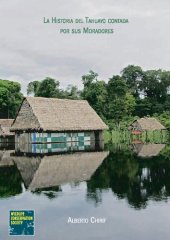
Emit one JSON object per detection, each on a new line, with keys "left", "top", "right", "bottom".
{"left": 0, "top": 0, "right": 170, "bottom": 94}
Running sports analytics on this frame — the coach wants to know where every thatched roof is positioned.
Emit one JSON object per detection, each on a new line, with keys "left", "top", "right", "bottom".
{"left": 11, "top": 97, "right": 108, "bottom": 132}
{"left": 129, "top": 117, "right": 166, "bottom": 131}
{"left": 0, "top": 119, "right": 14, "bottom": 136}
{"left": 132, "top": 143, "right": 165, "bottom": 157}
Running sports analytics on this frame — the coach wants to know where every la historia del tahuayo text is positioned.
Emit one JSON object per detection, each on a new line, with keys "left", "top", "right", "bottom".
{"left": 43, "top": 17, "right": 129, "bottom": 24}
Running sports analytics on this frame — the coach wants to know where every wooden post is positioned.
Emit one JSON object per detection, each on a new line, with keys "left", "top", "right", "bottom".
{"left": 94, "top": 130, "right": 104, "bottom": 150}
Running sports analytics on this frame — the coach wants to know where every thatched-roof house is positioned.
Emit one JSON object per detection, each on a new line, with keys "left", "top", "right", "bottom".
{"left": 129, "top": 117, "right": 166, "bottom": 132}
{"left": 0, "top": 119, "right": 14, "bottom": 142}
{"left": 11, "top": 97, "right": 108, "bottom": 144}
{"left": 12, "top": 151, "right": 108, "bottom": 191}
{"left": 131, "top": 143, "right": 165, "bottom": 158}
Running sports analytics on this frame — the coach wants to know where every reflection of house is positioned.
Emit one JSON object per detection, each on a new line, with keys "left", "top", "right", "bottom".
{"left": 15, "top": 141, "right": 100, "bottom": 154}
{"left": 12, "top": 156, "right": 41, "bottom": 188}
{"left": 0, "top": 150, "right": 14, "bottom": 167}
{"left": 129, "top": 117, "right": 166, "bottom": 134}
{"left": 132, "top": 143, "right": 165, "bottom": 157}
{"left": 0, "top": 119, "right": 14, "bottom": 142}
{"left": 12, "top": 151, "right": 109, "bottom": 191}
{"left": 10, "top": 97, "right": 108, "bottom": 146}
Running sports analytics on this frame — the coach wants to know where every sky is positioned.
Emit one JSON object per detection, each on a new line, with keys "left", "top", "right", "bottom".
{"left": 0, "top": 0, "right": 170, "bottom": 94}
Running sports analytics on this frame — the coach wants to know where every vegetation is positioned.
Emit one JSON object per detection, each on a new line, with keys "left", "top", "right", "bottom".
{"left": 1, "top": 65, "right": 170, "bottom": 129}
{"left": 104, "top": 130, "right": 169, "bottom": 144}
{"left": 26, "top": 66, "right": 170, "bottom": 129}
{"left": 27, "top": 77, "right": 81, "bottom": 99}
{"left": 0, "top": 80, "right": 23, "bottom": 118}
{"left": 87, "top": 144, "right": 170, "bottom": 209}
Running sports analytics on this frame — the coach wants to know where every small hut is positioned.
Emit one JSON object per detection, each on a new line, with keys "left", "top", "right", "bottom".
{"left": 11, "top": 97, "right": 108, "bottom": 144}
{"left": 0, "top": 119, "right": 14, "bottom": 143}
{"left": 129, "top": 117, "right": 166, "bottom": 134}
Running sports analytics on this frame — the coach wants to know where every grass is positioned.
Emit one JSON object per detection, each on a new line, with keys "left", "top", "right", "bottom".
{"left": 104, "top": 130, "right": 169, "bottom": 144}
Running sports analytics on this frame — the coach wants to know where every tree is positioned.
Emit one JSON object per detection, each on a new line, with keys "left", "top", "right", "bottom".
{"left": 36, "top": 77, "right": 60, "bottom": 97}
{"left": 27, "top": 77, "right": 61, "bottom": 98}
{"left": 81, "top": 71, "right": 107, "bottom": 119}
{"left": 27, "top": 78, "right": 82, "bottom": 100}
{"left": 106, "top": 76, "right": 136, "bottom": 125}
{"left": 140, "top": 70, "right": 170, "bottom": 102}
{"left": 133, "top": 70, "right": 170, "bottom": 116}
{"left": 0, "top": 80, "right": 23, "bottom": 118}
{"left": 60, "top": 85, "right": 81, "bottom": 99}
{"left": 27, "top": 81, "right": 40, "bottom": 96}
{"left": 82, "top": 70, "right": 98, "bottom": 87}
{"left": 121, "top": 65, "right": 143, "bottom": 97}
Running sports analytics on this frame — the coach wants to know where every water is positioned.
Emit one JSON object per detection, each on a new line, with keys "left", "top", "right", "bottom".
{"left": 1, "top": 142, "right": 170, "bottom": 239}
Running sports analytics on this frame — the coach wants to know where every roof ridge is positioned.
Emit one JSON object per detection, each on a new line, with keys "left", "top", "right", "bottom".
{"left": 25, "top": 96, "right": 87, "bottom": 102}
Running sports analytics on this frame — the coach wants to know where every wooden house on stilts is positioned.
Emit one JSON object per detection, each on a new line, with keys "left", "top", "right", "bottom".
{"left": 129, "top": 117, "right": 166, "bottom": 141}
{"left": 10, "top": 97, "right": 108, "bottom": 150}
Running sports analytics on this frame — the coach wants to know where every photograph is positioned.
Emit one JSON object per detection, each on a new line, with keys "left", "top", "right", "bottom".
{"left": 0, "top": 0, "right": 170, "bottom": 239}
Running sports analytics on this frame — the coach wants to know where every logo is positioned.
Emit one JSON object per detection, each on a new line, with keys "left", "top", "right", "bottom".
{"left": 9, "top": 210, "right": 34, "bottom": 236}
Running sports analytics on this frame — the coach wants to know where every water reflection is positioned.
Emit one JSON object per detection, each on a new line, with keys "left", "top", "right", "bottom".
{"left": 0, "top": 142, "right": 15, "bottom": 150}
{"left": 15, "top": 141, "right": 104, "bottom": 154}
{"left": 0, "top": 147, "right": 108, "bottom": 198}
{"left": 1, "top": 142, "right": 170, "bottom": 210}
{"left": 87, "top": 144, "right": 170, "bottom": 209}
{"left": 130, "top": 142, "right": 166, "bottom": 158}
{"left": 0, "top": 150, "right": 22, "bottom": 198}
{"left": 12, "top": 151, "right": 108, "bottom": 192}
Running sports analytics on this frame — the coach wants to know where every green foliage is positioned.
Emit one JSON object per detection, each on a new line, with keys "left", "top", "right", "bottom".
{"left": 140, "top": 70, "right": 170, "bottom": 101}
{"left": 134, "top": 70, "right": 170, "bottom": 116}
{"left": 0, "top": 79, "right": 23, "bottom": 118}
{"left": 121, "top": 65, "right": 143, "bottom": 97}
{"left": 60, "top": 85, "right": 81, "bottom": 99}
{"left": 27, "top": 78, "right": 81, "bottom": 100}
{"left": 103, "top": 129, "right": 169, "bottom": 144}
{"left": 81, "top": 71, "right": 107, "bottom": 119}
{"left": 106, "top": 115, "right": 137, "bottom": 130}
{"left": 35, "top": 77, "right": 60, "bottom": 98}
{"left": 25, "top": 66, "right": 170, "bottom": 128}
{"left": 82, "top": 70, "right": 98, "bottom": 87}
{"left": 103, "top": 130, "right": 112, "bottom": 143}
{"left": 83, "top": 66, "right": 170, "bottom": 128}
{"left": 154, "top": 111, "right": 170, "bottom": 130}
{"left": 27, "top": 81, "right": 40, "bottom": 96}
{"left": 2, "top": 64, "right": 170, "bottom": 127}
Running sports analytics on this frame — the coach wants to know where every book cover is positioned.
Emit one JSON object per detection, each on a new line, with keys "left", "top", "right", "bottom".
{"left": 0, "top": 1, "right": 170, "bottom": 239}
